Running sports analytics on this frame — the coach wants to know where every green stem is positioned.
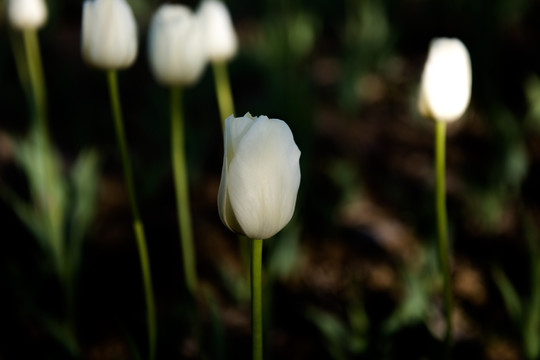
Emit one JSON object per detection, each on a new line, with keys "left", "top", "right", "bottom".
{"left": 251, "top": 239, "right": 263, "bottom": 360}
{"left": 107, "top": 70, "right": 156, "bottom": 360}
{"left": 435, "top": 121, "right": 452, "bottom": 352}
{"left": 170, "top": 87, "right": 198, "bottom": 296}
{"left": 524, "top": 215, "right": 540, "bottom": 359}
{"left": 23, "top": 29, "right": 48, "bottom": 136}
{"left": 212, "top": 61, "right": 235, "bottom": 130}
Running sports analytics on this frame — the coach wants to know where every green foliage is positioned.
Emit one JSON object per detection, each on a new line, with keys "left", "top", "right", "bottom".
{"left": 385, "top": 245, "right": 440, "bottom": 334}
{"left": 267, "top": 221, "right": 301, "bottom": 280}
{"left": 306, "top": 301, "right": 369, "bottom": 360}
{"left": 494, "top": 215, "right": 540, "bottom": 360}
{"left": 2, "top": 126, "right": 98, "bottom": 288}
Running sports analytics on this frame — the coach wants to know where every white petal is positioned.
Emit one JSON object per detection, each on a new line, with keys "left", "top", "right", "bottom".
{"left": 81, "top": 0, "right": 138, "bottom": 70}
{"left": 198, "top": 0, "right": 238, "bottom": 62}
{"left": 419, "top": 38, "right": 472, "bottom": 122}
{"left": 81, "top": 1, "right": 94, "bottom": 62}
{"left": 8, "top": 0, "right": 48, "bottom": 30}
{"left": 226, "top": 116, "right": 301, "bottom": 239}
{"left": 217, "top": 114, "right": 254, "bottom": 233}
{"left": 148, "top": 4, "right": 207, "bottom": 86}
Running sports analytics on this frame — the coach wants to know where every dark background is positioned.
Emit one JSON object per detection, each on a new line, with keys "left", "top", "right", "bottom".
{"left": 1, "top": 0, "right": 540, "bottom": 359}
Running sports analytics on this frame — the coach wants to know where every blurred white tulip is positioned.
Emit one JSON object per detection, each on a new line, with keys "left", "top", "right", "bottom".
{"left": 81, "top": 0, "right": 138, "bottom": 70}
{"left": 147, "top": 4, "right": 206, "bottom": 86}
{"left": 8, "top": 0, "right": 48, "bottom": 30}
{"left": 198, "top": 0, "right": 238, "bottom": 62}
{"left": 218, "top": 113, "right": 301, "bottom": 240}
{"left": 418, "top": 38, "right": 472, "bottom": 122}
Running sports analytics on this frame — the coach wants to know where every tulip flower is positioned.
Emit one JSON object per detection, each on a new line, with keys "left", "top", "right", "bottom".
{"left": 198, "top": 0, "right": 238, "bottom": 62}
{"left": 197, "top": 0, "right": 238, "bottom": 129}
{"left": 218, "top": 113, "right": 301, "bottom": 240}
{"left": 148, "top": 4, "right": 206, "bottom": 86}
{"left": 7, "top": 0, "right": 48, "bottom": 30}
{"left": 418, "top": 38, "right": 472, "bottom": 123}
{"left": 81, "top": 0, "right": 138, "bottom": 70}
{"left": 218, "top": 113, "right": 300, "bottom": 360}
{"left": 418, "top": 37, "right": 472, "bottom": 354}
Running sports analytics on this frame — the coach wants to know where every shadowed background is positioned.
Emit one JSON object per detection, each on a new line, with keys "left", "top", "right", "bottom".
{"left": 1, "top": 0, "right": 540, "bottom": 359}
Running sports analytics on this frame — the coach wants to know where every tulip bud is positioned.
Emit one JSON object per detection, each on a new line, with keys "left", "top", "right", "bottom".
{"left": 81, "top": 0, "right": 138, "bottom": 70}
{"left": 198, "top": 0, "right": 238, "bottom": 62}
{"left": 218, "top": 114, "right": 301, "bottom": 240}
{"left": 418, "top": 38, "right": 472, "bottom": 123}
{"left": 147, "top": 4, "right": 206, "bottom": 86}
{"left": 8, "top": 0, "right": 48, "bottom": 30}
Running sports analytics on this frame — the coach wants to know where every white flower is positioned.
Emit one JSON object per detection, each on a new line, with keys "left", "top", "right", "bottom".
{"left": 218, "top": 114, "right": 301, "bottom": 240}
{"left": 198, "top": 0, "right": 238, "bottom": 62}
{"left": 8, "top": 0, "right": 48, "bottom": 30}
{"left": 81, "top": 0, "right": 138, "bottom": 70}
{"left": 418, "top": 38, "right": 472, "bottom": 122}
{"left": 147, "top": 4, "right": 206, "bottom": 86}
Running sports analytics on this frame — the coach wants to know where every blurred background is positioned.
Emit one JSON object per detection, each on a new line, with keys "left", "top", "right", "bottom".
{"left": 1, "top": 0, "right": 540, "bottom": 359}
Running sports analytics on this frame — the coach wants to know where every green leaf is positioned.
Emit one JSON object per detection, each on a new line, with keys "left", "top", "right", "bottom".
{"left": 67, "top": 150, "right": 99, "bottom": 271}
{"left": 492, "top": 266, "right": 522, "bottom": 323}
{"left": 305, "top": 306, "right": 349, "bottom": 360}
{"left": 267, "top": 221, "right": 301, "bottom": 280}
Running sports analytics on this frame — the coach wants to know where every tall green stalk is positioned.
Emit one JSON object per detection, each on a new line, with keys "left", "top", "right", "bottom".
{"left": 435, "top": 121, "right": 452, "bottom": 352}
{"left": 524, "top": 215, "right": 540, "bottom": 360}
{"left": 212, "top": 61, "right": 235, "bottom": 130}
{"left": 251, "top": 239, "right": 263, "bottom": 360}
{"left": 23, "top": 29, "right": 48, "bottom": 136}
{"left": 170, "top": 87, "right": 198, "bottom": 296}
{"left": 107, "top": 70, "right": 156, "bottom": 360}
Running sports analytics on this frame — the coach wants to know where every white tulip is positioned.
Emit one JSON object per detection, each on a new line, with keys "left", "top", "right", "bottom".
{"left": 81, "top": 0, "right": 138, "bottom": 70}
{"left": 218, "top": 114, "right": 301, "bottom": 240}
{"left": 198, "top": 0, "right": 238, "bottom": 62}
{"left": 418, "top": 38, "right": 472, "bottom": 122}
{"left": 147, "top": 4, "right": 206, "bottom": 86}
{"left": 8, "top": 0, "right": 48, "bottom": 30}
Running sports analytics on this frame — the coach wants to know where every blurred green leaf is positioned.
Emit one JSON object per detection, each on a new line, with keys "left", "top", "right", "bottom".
{"left": 10, "top": 127, "right": 67, "bottom": 272}
{"left": 347, "top": 298, "right": 369, "bottom": 354}
{"left": 0, "top": 185, "right": 46, "bottom": 246}
{"left": 203, "top": 287, "right": 226, "bottom": 360}
{"left": 525, "top": 75, "right": 540, "bottom": 132}
{"left": 306, "top": 306, "right": 350, "bottom": 360}
{"left": 492, "top": 265, "right": 522, "bottom": 323}
{"left": 67, "top": 150, "right": 99, "bottom": 271}
{"left": 267, "top": 220, "right": 301, "bottom": 280}
{"left": 385, "top": 244, "right": 439, "bottom": 334}
{"left": 524, "top": 216, "right": 540, "bottom": 360}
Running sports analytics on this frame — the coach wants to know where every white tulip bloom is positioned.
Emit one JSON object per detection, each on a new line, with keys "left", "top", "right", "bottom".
{"left": 198, "top": 0, "right": 238, "bottom": 62}
{"left": 81, "top": 0, "right": 138, "bottom": 70}
{"left": 148, "top": 4, "right": 206, "bottom": 86}
{"left": 418, "top": 38, "right": 472, "bottom": 122}
{"left": 218, "top": 114, "right": 301, "bottom": 240}
{"left": 8, "top": 0, "right": 48, "bottom": 30}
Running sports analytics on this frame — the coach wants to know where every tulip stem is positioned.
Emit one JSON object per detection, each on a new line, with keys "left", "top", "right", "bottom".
{"left": 435, "top": 120, "right": 452, "bottom": 353}
{"left": 251, "top": 238, "right": 263, "bottom": 360}
{"left": 107, "top": 70, "right": 156, "bottom": 360}
{"left": 212, "top": 61, "right": 235, "bottom": 130}
{"left": 23, "top": 29, "right": 48, "bottom": 136}
{"left": 170, "top": 87, "right": 198, "bottom": 296}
